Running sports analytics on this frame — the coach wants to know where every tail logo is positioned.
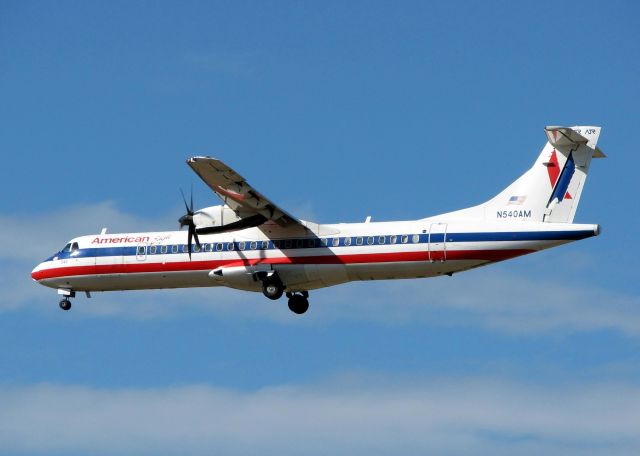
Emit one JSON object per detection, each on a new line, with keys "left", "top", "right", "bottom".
{"left": 546, "top": 150, "right": 575, "bottom": 203}
{"left": 546, "top": 150, "right": 561, "bottom": 188}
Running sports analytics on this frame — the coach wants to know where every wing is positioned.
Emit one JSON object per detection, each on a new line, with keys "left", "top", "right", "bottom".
{"left": 187, "top": 156, "right": 301, "bottom": 227}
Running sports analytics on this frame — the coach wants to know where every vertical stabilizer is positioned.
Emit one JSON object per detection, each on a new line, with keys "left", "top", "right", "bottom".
{"left": 434, "top": 126, "right": 604, "bottom": 223}
{"left": 541, "top": 126, "right": 603, "bottom": 223}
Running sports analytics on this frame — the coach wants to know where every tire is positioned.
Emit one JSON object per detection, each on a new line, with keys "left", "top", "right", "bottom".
{"left": 262, "top": 281, "right": 284, "bottom": 300}
{"left": 59, "top": 299, "right": 71, "bottom": 311}
{"left": 287, "top": 295, "right": 309, "bottom": 314}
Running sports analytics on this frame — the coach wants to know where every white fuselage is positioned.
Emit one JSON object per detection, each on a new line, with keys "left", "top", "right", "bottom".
{"left": 31, "top": 219, "right": 599, "bottom": 295}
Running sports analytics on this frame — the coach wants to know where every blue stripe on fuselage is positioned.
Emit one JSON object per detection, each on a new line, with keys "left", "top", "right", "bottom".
{"left": 46, "top": 229, "right": 595, "bottom": 261}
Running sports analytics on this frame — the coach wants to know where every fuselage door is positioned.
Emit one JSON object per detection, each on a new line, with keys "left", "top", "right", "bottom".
{"left": 428, "top": 222, "right": 448, "bottom": 262}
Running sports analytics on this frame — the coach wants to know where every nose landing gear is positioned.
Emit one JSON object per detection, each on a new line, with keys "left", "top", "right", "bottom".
{"left": 287, "top": 291, "right": 309, "bottom": 315}
{"left": 59, "top": 299, "right": 72, "bottom": 311}
{"left": 57, "top": 289, "right": 75, "bottom": 311}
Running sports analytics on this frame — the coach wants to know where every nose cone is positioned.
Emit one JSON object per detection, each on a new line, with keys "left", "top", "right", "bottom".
{"left": 31, "top": 263, "right": 42, "bottom": 281}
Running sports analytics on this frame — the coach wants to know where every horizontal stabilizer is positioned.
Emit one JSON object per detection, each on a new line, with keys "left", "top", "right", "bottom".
{"left": 544, "top": 126, "right": 606, "bottom": 157}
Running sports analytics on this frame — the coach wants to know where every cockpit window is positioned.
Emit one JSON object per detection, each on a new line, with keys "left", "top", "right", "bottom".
{"left": 71, "top": 242, "right": 79, "bottom": 252}
{"left": 61, "top": 243, "right": 72, "bottom": 253}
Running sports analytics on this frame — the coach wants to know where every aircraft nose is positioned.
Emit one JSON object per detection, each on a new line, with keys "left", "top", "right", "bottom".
{"left": 31, "top": 262, "right": 43, "bottom": 281}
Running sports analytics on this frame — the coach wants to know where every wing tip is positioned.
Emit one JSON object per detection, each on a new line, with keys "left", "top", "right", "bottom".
{"left": 187, "top": 155, "right": 218, "bottom": 162}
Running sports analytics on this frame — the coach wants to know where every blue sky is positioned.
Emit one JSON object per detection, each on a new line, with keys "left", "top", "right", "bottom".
{"left": 1, "top": 1, "right": 640, "bottom": 454}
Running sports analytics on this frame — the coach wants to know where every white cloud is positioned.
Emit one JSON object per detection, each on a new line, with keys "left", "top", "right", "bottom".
{"left": 0, "top": 378, "right": 638, "bottom": 455}
{"left": 317, "top": 269, "right": 640, "bottom": 335}
{"left": 0, "top": 201, "right": 174, "bottom": 262}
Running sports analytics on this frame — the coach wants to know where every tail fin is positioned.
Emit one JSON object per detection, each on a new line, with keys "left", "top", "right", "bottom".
{"left": 539, "top": 126, "right": 605, "bottom": 222}
{"left": 436, "top": 126, "right": 605, "bottom": 223}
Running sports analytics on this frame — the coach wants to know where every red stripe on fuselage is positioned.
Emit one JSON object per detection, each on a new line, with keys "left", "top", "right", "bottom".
{"left": 31, "top": 249, "right": 533, "bottom": 281}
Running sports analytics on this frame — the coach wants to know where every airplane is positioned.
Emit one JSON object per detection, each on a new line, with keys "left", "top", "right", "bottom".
{"left": 31, "top": 126, "right": 605, "bottom": 315}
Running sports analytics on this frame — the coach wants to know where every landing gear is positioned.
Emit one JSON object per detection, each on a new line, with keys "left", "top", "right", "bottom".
{"left": 287, "top": 292, "right": 309, "bottom": 315}
{"left": 262, "top": 280, "right": 284, "bottom": 300}
{"left": 258, "top": 273, "right": 309, "bottom": 314}
{"left": 57, "top": 289, "right": 75, "bottom": 311}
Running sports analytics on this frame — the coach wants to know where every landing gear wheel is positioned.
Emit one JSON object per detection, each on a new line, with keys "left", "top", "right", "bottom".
{"left": 262, "top": 281, "right": 284, "bottom": 300}
{"left": 287, "top": 293, "right": 309, "bottom": 315}
{"left": 59, "top": 299, "right": 72, "bottom": 311}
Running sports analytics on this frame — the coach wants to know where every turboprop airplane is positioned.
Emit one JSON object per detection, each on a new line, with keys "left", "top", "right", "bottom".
{"left": 31, "top": 126, "right": 605, "bottom": 315}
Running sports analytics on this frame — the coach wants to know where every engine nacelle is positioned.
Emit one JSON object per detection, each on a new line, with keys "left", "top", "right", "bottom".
{"left": 209, "top": 266, "right": 265, "bottom": 292}
{"left": 193, "top": 205, "right": 243, "bottom": 229}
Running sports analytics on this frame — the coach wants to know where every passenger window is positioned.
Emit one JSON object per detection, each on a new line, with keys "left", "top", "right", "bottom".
{"left": 205, "top": 244, "right": 212, "bottom": 252}
{"left": 401, "top": 235, "right": 409, "bottom": 244}
{"left": 296, "top": 239, "right": 304, "bottom": 248}
{"left": 356, "top": 237, "right": 363, "bottom": 246}
{"left": 332, "top": 238, "right": 339, "bottom": 247}
{"left": 307, "top": 239, "right": 316, "bottom": 248}
{"left": 250, "top": 241, "right": 257, "bottom": 250}
{"left": 171, "top": 245, "right": 178, "bottom": 253}
{"left": 149, "top": 245, "right": 157, "bottom": 254}
{"left": 182, "top": 245, "right": 188, "bottom": 253}
{"left": 239, "top": 241, "right": 245, "bottom": 250}
{"left": 285, "top": 240, "right": 292, "bottom": 249}
{"left": 412, "top": 234, "right": 420, "bottom": 243}
{"left": 390, "top": 235, "right": 397, "bottom": 244}
{"left": 137, "top": 246, "right": 146, "bottom": 255}
{"left": 216, "top": 243, "right": 223, "bottom": 252}
{"left": 228, "top": 242, "right": 235, "bottom": 251}
{"left": 262, "top": 241, "right": 269, "bottom": 249}
{"left": 378, "top": 236, "right": 386, "bottom": 244}
{"left": 367, "top": 236, "right": 374, "bottom": 245}
{"left": 160, "top": 245, "right": 168, "bottom": 254}
{"left": 321, "top": 238, "right": 328, "bottom": 246}
{"left": 193, "top": 244, "right": 201, "bottom": 253}
{"left": 345, "top": 237, "right": 352, "bottom": 246}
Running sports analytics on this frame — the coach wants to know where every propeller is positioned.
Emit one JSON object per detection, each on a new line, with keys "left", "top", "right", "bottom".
{"left": 178, "top": 188, "right": 201, "bottom": 260}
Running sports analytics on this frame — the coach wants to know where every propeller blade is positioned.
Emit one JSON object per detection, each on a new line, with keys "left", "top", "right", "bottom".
{"left": 190, "top": 184, "right": 194, "bottom": 213}
{"left": 180, "top": 188, "right": 191, "bottom": 214}
{"left": 179, "top": 187, "right": 198, "bottom": 260}
{"left": 187, "top": 227, "right": 193, "bottom": 260}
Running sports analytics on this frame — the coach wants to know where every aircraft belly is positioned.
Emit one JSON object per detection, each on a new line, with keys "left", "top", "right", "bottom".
{"left": 60, "top": 270, "right": 218, "bottom": 292}
{"left": 275, "top": 264, "right": 349, "bottom": 290}
{"left": 345, "top": 259, "right": 491, "bottom": 281}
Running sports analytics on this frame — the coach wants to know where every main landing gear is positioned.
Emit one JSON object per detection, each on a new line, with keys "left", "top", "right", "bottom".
{"left": 287, "top": 291, "right": 309, "bottom": 315}
{"left": 262, "top": 279, "right": 284, "bottom": 300}
{"left": 260, "top": 277, "right": 310, "bottom": 314}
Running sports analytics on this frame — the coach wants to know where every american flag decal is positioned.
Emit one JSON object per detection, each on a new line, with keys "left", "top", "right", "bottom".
{"left": 508, "top": 195, "right": 527, "bottom": 205}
